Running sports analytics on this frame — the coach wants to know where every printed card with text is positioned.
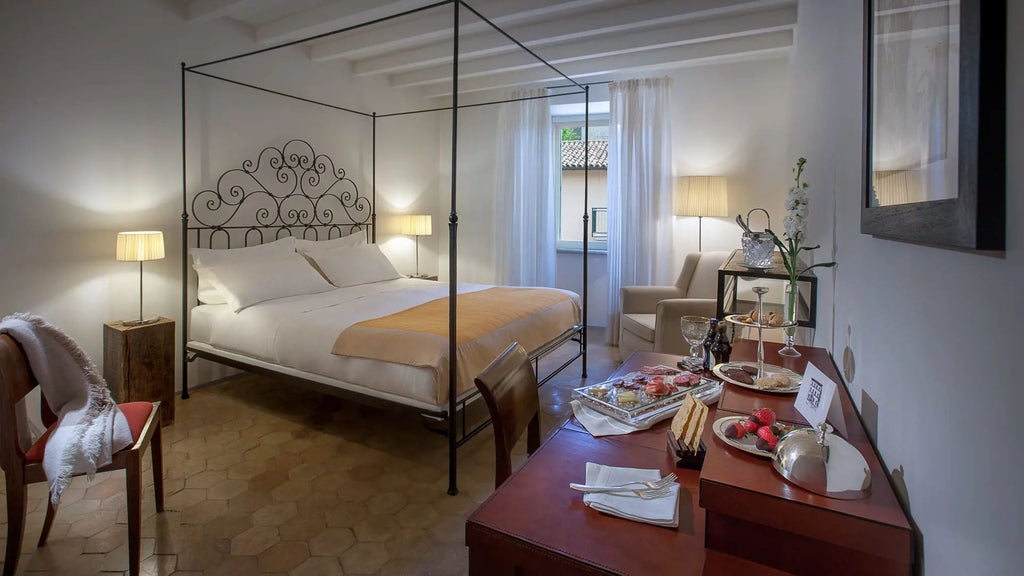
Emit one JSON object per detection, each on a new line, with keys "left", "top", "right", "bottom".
{"left": 794, "top": 362, "right": 842, "bottom": 431}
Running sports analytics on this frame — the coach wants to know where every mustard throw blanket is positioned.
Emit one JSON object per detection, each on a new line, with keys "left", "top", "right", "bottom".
{"left": 332, "top": 287, "right": 580, "bottom": 404}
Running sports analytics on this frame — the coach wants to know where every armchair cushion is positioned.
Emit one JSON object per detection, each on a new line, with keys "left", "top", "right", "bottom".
{"left": 618, "top": 314, "right": 657, "bottom": 360}
{"left": 621, "top": 313, "right": 656, "bottom": 343}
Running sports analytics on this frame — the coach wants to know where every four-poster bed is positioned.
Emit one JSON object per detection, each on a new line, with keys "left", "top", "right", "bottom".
{"left": 180, "top": 1, "right": 592, "bottom": 495}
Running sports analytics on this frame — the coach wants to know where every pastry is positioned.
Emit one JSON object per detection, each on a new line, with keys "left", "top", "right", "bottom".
{"left": 747, "top": 309, "right": 783, "bottom": 326}
{"left": 756, "top": 373, "right": 792, "bottom": 390}
{"left": 740, "top": 365, "right": 758, "bottom": 375}
{"left": 671, "top": 394, "right": 709, "bottom": 453}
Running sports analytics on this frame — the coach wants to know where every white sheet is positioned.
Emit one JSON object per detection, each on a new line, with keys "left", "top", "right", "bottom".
{"left": 189, "top": 278, "right": 580, "bottom": 410}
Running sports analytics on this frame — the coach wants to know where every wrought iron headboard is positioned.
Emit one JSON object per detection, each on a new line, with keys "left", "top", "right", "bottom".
{"left": 187, "top": 139, "right": 373, "bottom": 249}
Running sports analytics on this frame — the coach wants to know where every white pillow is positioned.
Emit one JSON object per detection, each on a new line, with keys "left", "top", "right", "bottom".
{"left": 191, "top": 237, "right": 297, "bottom": 304}
{"left": 295, "top": 232, "right": 366, "bottom": 255}
{"left": 199, "top": 252, "right": 335, "bottom": 312}
{"left": 307, "top": 244, "right": 402, "bottom": 288}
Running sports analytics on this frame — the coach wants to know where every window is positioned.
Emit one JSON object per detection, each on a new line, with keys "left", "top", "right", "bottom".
{"left": 554, "top": 116, "right": 609, "bottom": 252}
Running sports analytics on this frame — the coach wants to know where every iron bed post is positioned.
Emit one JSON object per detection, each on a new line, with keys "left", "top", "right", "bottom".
{"left": 372, "top": 113, "right": 377, "bottom": 243}
{"left": 447, "top": 0, "right": 461, "bottom": 497}
{"left": 180, "top": 61, "right": 190, "bottom": 400}
{"left": 582, "top": 86, "right": 590, "bottom": 378}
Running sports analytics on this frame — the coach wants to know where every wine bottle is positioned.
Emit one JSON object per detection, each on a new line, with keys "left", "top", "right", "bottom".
{"left": 712, "top": 322, "right": 732, "bottom": 364}
{"left": 703, "top": 319, "right": 718, "bottom": 370}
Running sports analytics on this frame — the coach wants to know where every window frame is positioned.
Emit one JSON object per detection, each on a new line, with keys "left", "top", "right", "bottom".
{"left": 552, "top": 114, "right": 609, "bottom": 253}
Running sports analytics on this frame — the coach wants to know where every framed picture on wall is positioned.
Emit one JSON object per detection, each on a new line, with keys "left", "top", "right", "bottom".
{"left": 861, "top": 0, "right": 1005, "bottom": 251}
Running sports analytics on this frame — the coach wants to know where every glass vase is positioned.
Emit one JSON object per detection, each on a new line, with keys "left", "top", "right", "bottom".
{"left": 779, "top": 281, "right": 801, "bottom": 357}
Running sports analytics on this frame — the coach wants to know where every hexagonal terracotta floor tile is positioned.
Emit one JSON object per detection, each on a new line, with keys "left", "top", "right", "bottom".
{"left": 340, "top": 541, "right": 390, "bottom": 574}
{"left": 229, "top": 525, "right": 279, "bottom": 556}
{"left": 308, "top": 526, "right": 356, "bottom": 556}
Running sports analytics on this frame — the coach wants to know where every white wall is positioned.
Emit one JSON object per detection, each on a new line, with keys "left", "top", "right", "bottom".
{"left": 670, "top": 57, "right": 795, "bottom": 266}
{"left": 0, "top": 1, "right": 439, "bottom": 389}
{"left": 792, "top": 2, "right": 1023, "bottom": 574}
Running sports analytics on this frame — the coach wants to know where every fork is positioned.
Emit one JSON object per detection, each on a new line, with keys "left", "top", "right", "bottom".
{"left": 569, "top": 472, "right": 677, "bottom": 494}
{"left": 569, "top": 485, "right": 673, "bottom": 499}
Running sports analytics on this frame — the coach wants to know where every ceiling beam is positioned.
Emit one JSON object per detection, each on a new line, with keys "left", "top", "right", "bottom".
{"left": 184, "top": 0, "right": 254, "bottom": 22}
{"left": 353, "top": 0, "right": 789, "bottom": 76}
{"left": 255, "top": 0, "right": 439, "bottom": 45}
{"left": 308, "top": 0, "right": 615, "bottom": 62}
{"left": 390, "top": 5, "right": 797, "bottom": 88}
{"left": 421, "top": 30, "right": 794, "bottom": 97}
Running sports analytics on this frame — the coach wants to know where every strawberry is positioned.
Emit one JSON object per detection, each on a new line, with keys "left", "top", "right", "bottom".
{"left": 724, "top": 421, "right": 747, "bottom": 439}
{"left": 741, "top": 418, "right": 760, "bottom": 434}
{"left": 751, "top": 408, "right": 776, "bottom": 427}
{"left": 771, "top": 422, "right": 794, "bottom": 438}
{"left": 756, "top": 425, "right": 778, "bottom": 450}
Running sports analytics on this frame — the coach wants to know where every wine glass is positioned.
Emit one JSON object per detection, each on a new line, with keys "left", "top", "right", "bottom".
{"left": 680, "top": 316, "right": 711, "bottom": 370}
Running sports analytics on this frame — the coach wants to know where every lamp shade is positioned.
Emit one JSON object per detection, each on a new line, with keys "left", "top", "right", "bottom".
{"left": 400, "top": 215, "right": 432, "bottom": 236}
{"left": 872, "top": 170, "right": 922, "bottom": 206}
{"left": 675, "top": 176, "right": 728, "bottom": 217}
{"left": 116, "top": 231, "right": 165, "bottom": 262}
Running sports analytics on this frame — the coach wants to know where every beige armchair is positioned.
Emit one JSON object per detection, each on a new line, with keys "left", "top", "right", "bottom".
{"left": 618, "top": 251, "right": 730, "bottom": 358}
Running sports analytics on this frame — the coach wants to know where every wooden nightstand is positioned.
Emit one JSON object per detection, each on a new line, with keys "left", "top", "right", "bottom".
{"left": 103, "top": 317, "right": 175, "bottom": 426}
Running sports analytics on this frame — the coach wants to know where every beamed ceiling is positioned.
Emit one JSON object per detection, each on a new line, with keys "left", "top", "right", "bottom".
{"left": 183, "top": 0, "right": 799, "bottom": 98}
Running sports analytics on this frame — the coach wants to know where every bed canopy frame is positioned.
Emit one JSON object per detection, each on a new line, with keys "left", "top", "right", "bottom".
{"left": 180, "top": 0, "right": 592, "bottom": 495}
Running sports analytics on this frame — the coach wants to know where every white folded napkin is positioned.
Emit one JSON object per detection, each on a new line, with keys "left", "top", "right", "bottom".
{"left": 571, "top": 382, "right": 722, "bottom": 437}
{"left": 571, "top": 400, "right": 667, "bottom": 436}
{"left": 581, "top": 463, "right": 679, "bottom": 528}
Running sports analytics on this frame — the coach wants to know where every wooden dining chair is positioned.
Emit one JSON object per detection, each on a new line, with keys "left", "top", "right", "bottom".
{"left": 0, "top": 334, "right": 165, "bottom": 576}
{"left": 474, "top": 342, "right": 541, "bottom": 488}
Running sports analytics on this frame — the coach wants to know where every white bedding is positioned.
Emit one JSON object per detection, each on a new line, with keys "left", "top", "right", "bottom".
{"left": 189, "top": 278, "right": 580, "bottom": 410}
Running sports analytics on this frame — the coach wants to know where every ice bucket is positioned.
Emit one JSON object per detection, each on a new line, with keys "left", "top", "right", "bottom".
{"left": 741, "top": 208, "right": 775, "bottom": 268}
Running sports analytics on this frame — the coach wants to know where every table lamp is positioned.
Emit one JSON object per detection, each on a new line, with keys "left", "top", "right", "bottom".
{"left": 872, "top": 169, "right": 921, "bottom": 206}
{"left": 675, "top": 176, "right": 727, "bottom": 251}
{"left": 400, "top": 215, "right": 432, "bottom": 278}
{"left": 116, "top": 231, "right": 165, "bottom": 326}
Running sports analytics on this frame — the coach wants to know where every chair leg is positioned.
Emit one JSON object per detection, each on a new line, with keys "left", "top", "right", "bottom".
{"left": 36, "top": 497, "right": 58, "bottom": 547}
{"left": 3, "top": 472, "right": 27, "bottom": 576}
{"left": 151, "top": 422, "right": 165, "bottom": 513}
{"left": 526, "top": 413, "right": 541, "bottom": 455}
{"left": 126, "top": 452, "right": 142, "bottom": 576}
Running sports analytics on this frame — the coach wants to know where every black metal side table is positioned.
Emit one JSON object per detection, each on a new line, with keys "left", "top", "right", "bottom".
{"left": 716, "top": 249, "right": 818, "bottom": 328}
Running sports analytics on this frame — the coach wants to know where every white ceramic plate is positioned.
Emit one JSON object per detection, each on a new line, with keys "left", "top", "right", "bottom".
{"left": 712, "top": 361, "right": 802, "bottom": 394}
{"left": 724, "top": 314, "right": 797, "bottom": 329}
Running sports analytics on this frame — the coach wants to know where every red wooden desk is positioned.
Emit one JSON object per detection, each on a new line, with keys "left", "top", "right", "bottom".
{"left": 465, "top": 351, "right": 792, "bottom": 576}
{"left": 701, "top": 340, "right": 913, "bottom": 575}
{"left": 466, "top": 345, "right": 912, "bottom": 575}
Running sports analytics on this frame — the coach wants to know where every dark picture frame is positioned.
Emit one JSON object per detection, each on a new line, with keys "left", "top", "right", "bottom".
{"left": 862, "top": 0, "right": 1005, "bottom": 251}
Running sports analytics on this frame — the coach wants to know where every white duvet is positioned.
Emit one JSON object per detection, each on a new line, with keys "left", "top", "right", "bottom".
{"left": 189, "top": 278, "right": 579, "bottom": 410}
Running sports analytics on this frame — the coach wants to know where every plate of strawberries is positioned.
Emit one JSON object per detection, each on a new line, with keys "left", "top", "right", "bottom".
{"left": 712, "top": 408, "right": 796, "bottom": 458}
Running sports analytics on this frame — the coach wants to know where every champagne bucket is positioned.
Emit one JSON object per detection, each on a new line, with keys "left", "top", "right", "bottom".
{"left": 741, "top": 208, "right": 775, "bottom": 268}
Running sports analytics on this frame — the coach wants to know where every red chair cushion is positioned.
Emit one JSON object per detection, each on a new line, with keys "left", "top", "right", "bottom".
{"left": 24, "top": 402, "right": 154, "bottom": 463}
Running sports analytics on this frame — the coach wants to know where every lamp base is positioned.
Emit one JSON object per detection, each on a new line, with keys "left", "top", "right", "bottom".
{"left": 122, "top": 316, "right": 161, "bottom": 327}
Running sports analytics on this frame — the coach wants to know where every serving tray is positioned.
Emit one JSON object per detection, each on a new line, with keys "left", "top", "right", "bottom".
{"left": 572, "top": 369, "right": 719, "bottom": 425}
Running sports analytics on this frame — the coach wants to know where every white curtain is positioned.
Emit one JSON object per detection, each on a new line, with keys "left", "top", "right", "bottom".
{"left": 494, "top": 89, "right": 557, "bottom": 287}
{"left": 606, "top": 78, "right": 675, "bottom": 344}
